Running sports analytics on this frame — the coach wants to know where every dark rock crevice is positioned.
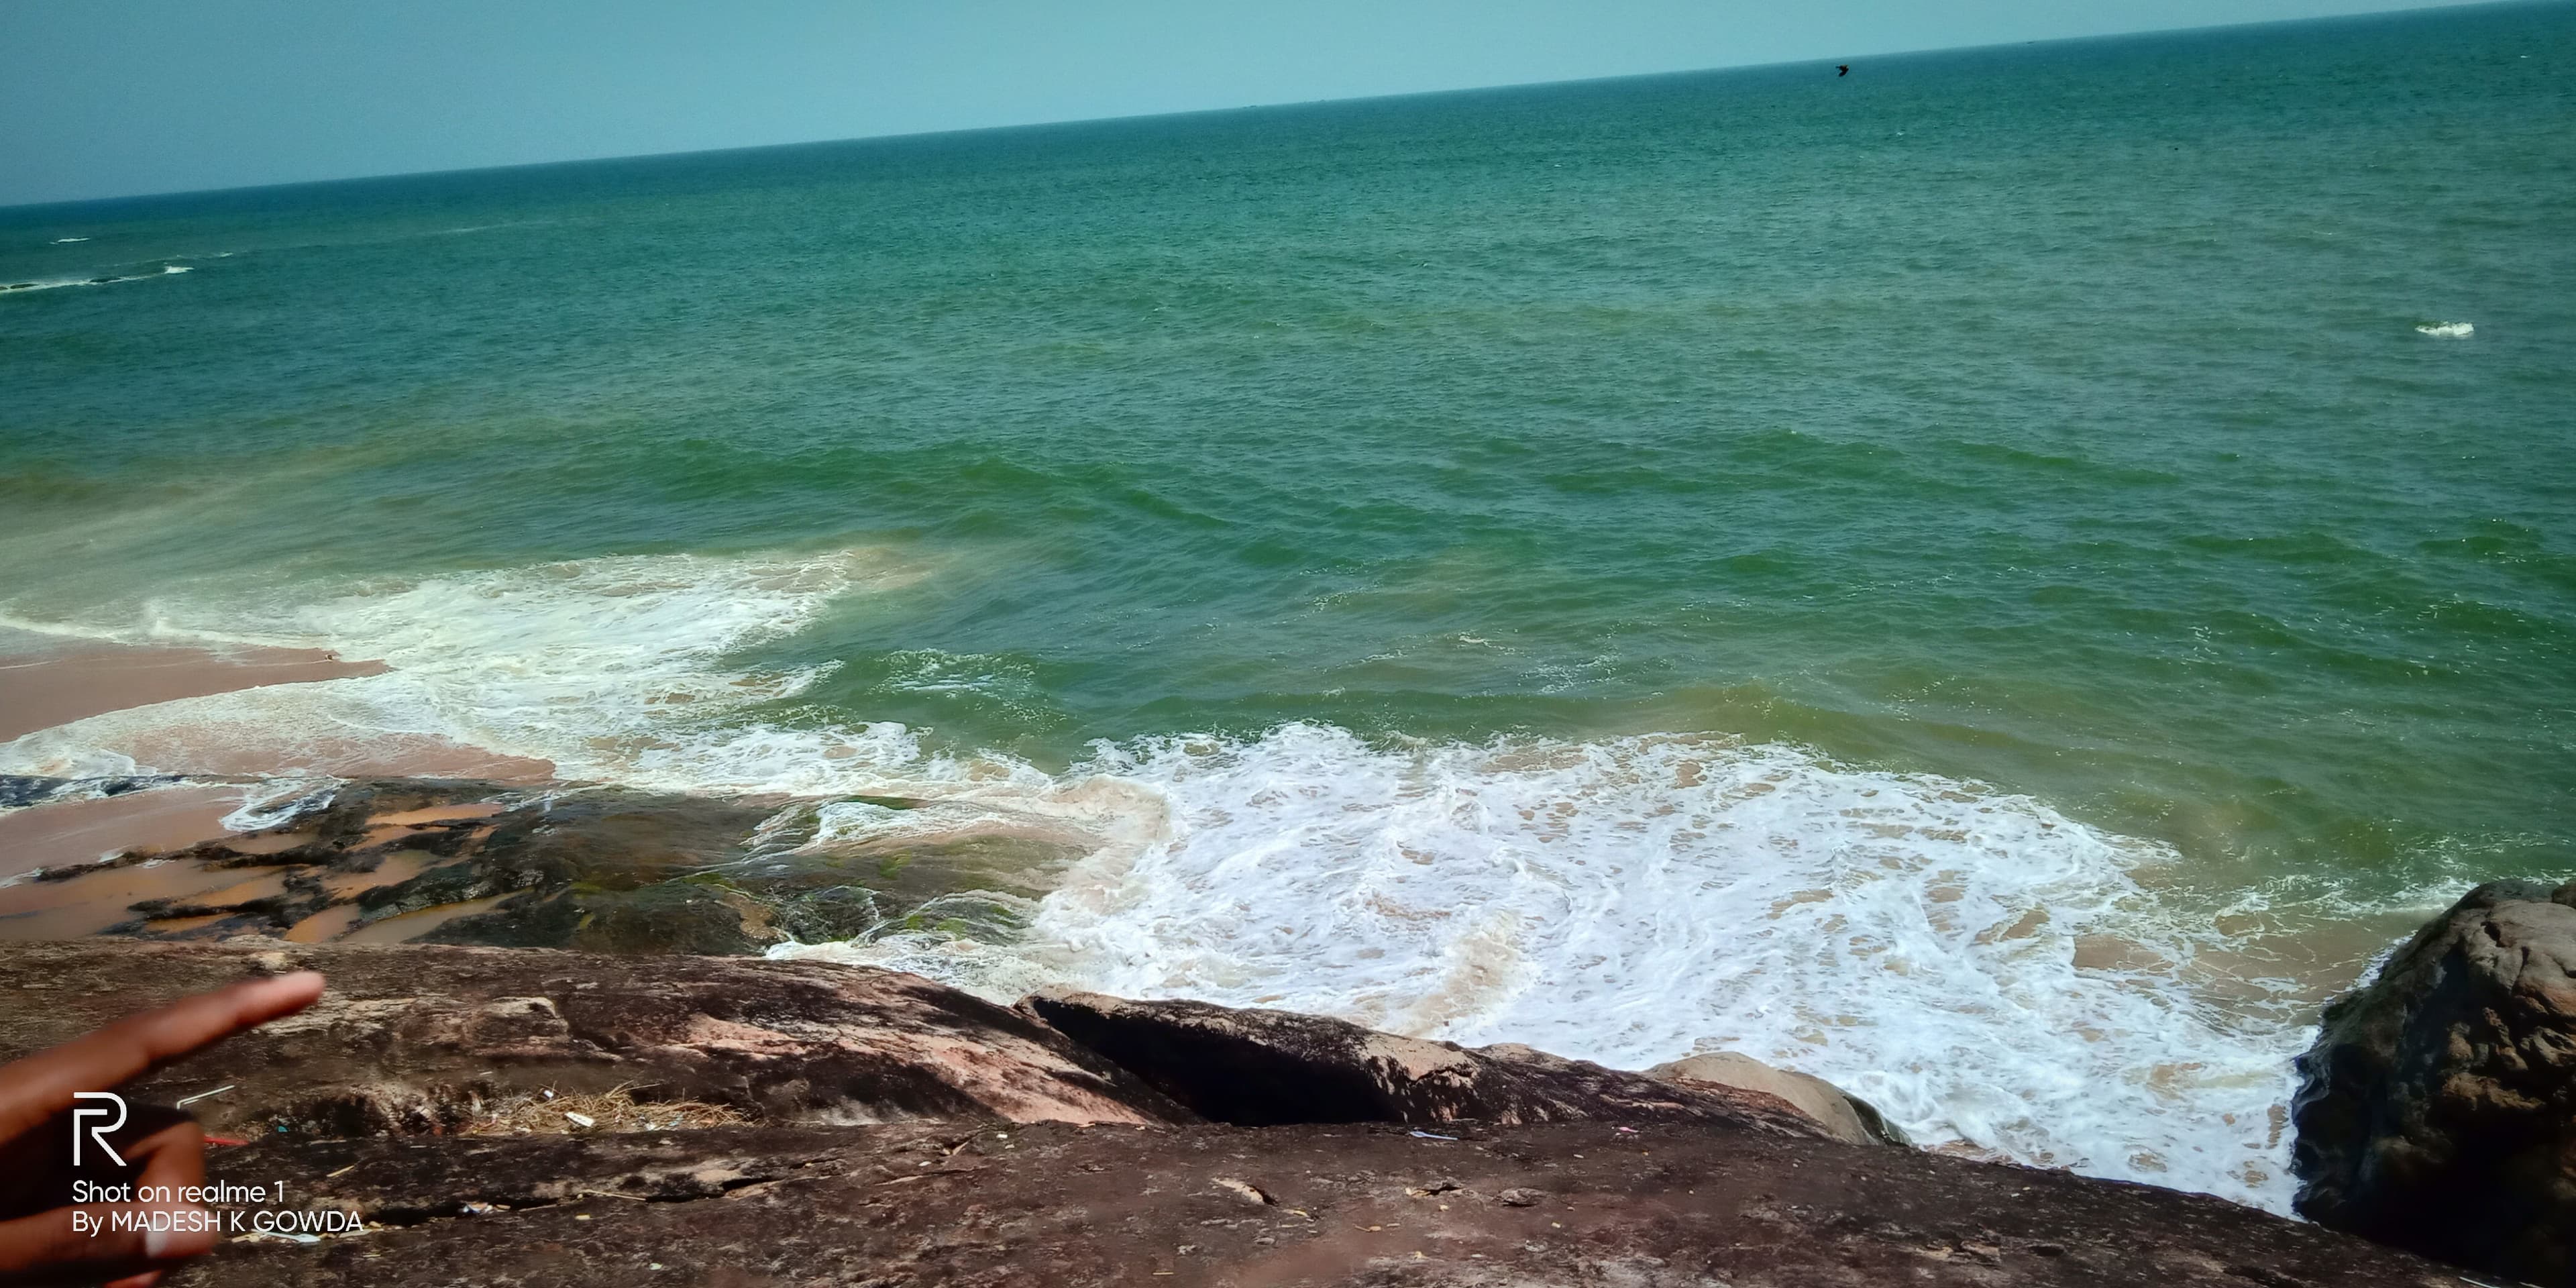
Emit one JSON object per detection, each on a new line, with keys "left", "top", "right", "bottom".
{"left": 1028, "top": 991, "right": 1416, "bottom": 1126}
{"left": 1025, "top": 989, "right": 1874, "bottom": 1141}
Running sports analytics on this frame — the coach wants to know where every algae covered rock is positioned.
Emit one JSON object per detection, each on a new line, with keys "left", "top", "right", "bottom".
{"left": 3, "top": 776, "right": 1064, "bottom": 959}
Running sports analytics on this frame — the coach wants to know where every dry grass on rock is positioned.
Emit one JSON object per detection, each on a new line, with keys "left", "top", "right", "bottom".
{"left": 462, "top": 1083, "right": 749, "bottom": 1136}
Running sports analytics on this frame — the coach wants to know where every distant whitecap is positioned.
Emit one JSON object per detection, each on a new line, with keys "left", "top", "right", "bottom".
{"left": 2415, "top": 321, "right": 2474, "bottom": 338}
{"left": 0, "top": 264, "right": 191, "bottom": 293}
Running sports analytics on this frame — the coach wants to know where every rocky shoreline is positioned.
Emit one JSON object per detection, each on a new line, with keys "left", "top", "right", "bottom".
{"left": 2, "top": 773, "right": 2569, "bottom": 1284}
{"left": 0, "top": 938, "right": 2457, "bottom": 1286}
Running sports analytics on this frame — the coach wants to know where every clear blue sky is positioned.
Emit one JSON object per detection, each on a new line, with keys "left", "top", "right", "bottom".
{"left": 0, "top": 0, "right": 2491, "bottom": 207}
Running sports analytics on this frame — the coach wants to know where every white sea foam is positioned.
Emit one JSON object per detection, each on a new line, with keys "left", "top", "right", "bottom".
{"left": 780, "top": 722, "right": 2358, "bottom": 1212}
{"left": 2415, "top": 320, "right": 2473, "bottom": 337}
{"left": 0, "top": 547, "right": 2367, "bottom": 1212}
{"left": 0, "top": 264, "right": 190, "bottom": 294}
{"left": 1, "top": 277, "right": 99, "bottom": 294}
{"left": 51, "top": 237, "right": 91, "bottom": 244}
{"left": 220, "top": 779, "right": 343, "bottom": 833}
{"left": 1038, "top": 727, "right": 2308, "bottom": 1208}
{"left": 0, "top": 548, "right": 947, "bottom": 794}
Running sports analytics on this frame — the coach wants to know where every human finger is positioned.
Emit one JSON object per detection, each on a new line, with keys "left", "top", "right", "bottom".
{"left": 83, "top": 1122, "right": 211, "bottom": 1288}
{"left": 0, "top": 1203, "right": 217, "bottom": 1284}
{"left": 130, "top": 1116, "right": 208, "bottom": 1199}
{"left": 0, "top": 973, "right": 323, "bottom": 1142}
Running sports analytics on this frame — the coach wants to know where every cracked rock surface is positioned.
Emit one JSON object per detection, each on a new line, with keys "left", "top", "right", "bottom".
{"left": 0, "top": 940, "right": 1188, "bottom": 1134}
{"left": 185, "top": 1120, "right": 2456, "bottom": 1287}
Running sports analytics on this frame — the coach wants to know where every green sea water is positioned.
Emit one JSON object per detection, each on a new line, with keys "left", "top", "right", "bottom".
{"left": 2, "top": 2, "right": 2571, "bottom": 1208}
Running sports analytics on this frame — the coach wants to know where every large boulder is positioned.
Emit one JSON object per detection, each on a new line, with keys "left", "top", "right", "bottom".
{"left": 2291, "top": 878, "right": 2576, "bottom": 1284}
{"left": 1024, "top": 988, "right": 1839, "bottom": 1139}
{"left": 1649, "top": 1051, "right": 1911, "bottom": 1147}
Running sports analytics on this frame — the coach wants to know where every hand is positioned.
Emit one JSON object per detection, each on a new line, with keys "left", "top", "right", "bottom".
{"left": 0, "top": 972, "right": 325, "bottom": 1287}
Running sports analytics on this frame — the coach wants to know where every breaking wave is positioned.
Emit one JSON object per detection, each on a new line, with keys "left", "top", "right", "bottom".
{"left": 873, "top": 724, "right": 2307, "bottom": 1210}
{"left": 0, "top": 547, "right": 2373, "bottom": 1212}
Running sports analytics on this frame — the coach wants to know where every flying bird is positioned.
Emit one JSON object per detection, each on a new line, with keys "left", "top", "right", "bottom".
{"left": 1838, "top": 64, "right": 1850, "bottom": 76}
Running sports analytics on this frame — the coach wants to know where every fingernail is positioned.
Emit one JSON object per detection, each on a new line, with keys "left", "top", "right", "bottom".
{"left": 144, "top": 1210, "right": 215, "bottom": 1258}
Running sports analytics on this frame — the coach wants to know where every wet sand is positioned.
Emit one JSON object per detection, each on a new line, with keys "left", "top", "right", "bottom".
{"left": 336, "top": 894, "right": 513, "bottom": 945}
{"left": 0, "top": 785, "right": 246, "bottom": 880}
{"left": 0, "top": 859, "right": 290, "bottom": 938}
{"left": 62, "top": 724, "right": 559, "bottom": 784}
{"left": 0, "top": 787, "right": 511, "bottom": 945}
{"left": 0, "top": 627, "right": 388, "bottom": 743}
{"left": 0, "top": 627, "right": 555, "bottom": 782}
{"left": 0, "top": 629, "right": 556, "bottom": 943}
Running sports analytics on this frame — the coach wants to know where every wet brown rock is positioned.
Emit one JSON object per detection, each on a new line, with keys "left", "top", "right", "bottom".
{"left": 0, "top": 940, "right": 1189, "bottom": 1137}
{"left": 180, "top": 1119, "right": 2458, "bottom": 1287}
{"left": 2292, "top": 877, "right": 2576, "bottom": 1285}
{"left": 1648, "top": 1051, "right": 1911, "bottom": 1147}
{"left": 2, "top": 776, "right": 1067, "bottom": 957}
{"left": 1023, "top": 989, "right": 1835, "bottom": 1138}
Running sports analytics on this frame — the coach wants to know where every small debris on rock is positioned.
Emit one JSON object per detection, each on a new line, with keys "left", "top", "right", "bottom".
{"left": 1498, "top": 1188, "right": 1542, "bottom": 1207}
{"left": 174, "top": 1083, "right": 236, "bottom": 1108}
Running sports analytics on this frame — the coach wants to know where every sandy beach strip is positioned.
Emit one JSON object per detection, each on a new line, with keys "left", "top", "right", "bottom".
{"left": 0, "top": 625, "right": 555, "bottom": 784}
{"left": 0, "top": 629, "right": 553, "bottom": 910}
{"left": 0, "top": 627, "right": 389, "bottom": 744}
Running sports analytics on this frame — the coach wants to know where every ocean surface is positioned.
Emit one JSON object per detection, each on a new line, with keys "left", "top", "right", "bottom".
{"left": 4, "top": 1, "right": 2571, "bottom": 1211}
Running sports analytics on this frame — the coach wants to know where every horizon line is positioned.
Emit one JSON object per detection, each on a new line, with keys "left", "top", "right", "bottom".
{"left": 0, "top": 0, "right": 2532, "bottom": 214}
